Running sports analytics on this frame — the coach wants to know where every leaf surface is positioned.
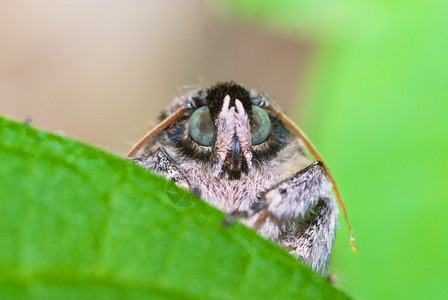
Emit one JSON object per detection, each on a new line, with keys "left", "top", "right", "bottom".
{"left": 0, "top": 117, "right": 349, "bottom": 299}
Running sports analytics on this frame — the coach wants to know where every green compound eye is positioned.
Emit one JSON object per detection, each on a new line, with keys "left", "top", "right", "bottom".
{"left": 188, "top": 106, "right": 215, "bottom": 146}
{"left": 251, "top": 106, "right": 271, "bottom": 145}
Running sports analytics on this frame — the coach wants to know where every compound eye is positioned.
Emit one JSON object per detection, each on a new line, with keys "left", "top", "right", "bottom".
{"left": 251, "top": 106, "right": 271, "bottom": 145}
{"left": 188, "top": 106, "right": 215, "bottom": 146}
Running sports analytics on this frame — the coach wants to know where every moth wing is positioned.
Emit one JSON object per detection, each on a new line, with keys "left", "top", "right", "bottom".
{"left": 251, "top": 161, "right": 338, "bottom": 273}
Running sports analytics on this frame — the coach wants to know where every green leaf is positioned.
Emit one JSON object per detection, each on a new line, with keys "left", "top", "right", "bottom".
{"left": 0, "top": 117, "right": 349, "bottom": 299}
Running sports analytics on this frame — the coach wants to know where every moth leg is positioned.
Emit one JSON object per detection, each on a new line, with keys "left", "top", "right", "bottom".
{"left": 132, "top": 147, "right": 191, "bottom": 190}
{"left": 232, "top": 161, "right": 338, "bottom": 273}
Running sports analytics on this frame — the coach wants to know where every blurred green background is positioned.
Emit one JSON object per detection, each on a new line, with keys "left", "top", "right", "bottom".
{"left": 1, "top": 1, "right": 447, "bottom": 299}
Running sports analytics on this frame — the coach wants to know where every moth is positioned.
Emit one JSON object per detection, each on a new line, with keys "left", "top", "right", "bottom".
{"left": 127, "top": 82, "right": 356, "bottom": 273}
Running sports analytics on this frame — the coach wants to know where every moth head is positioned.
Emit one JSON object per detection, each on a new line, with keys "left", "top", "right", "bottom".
{"left": 187, "top": 82, "right": 274, "bottom": 179}
{"left": 126, "top": 82, "right": 287, "bottom": 179}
